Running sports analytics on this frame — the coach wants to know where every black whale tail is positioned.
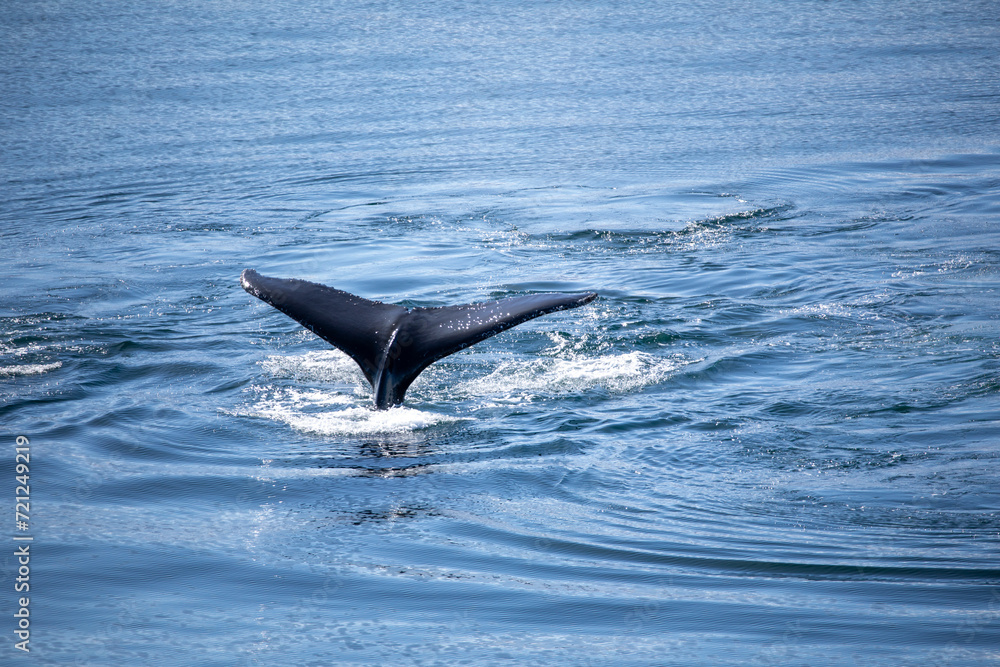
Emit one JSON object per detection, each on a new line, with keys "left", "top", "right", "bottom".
{"left": 241, "top": 269, "right": 598, "bottom": 409}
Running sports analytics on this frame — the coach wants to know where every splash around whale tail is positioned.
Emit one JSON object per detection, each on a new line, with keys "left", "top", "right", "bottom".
{"left": 241, "top": 269, "right": 598, "bottom": 409}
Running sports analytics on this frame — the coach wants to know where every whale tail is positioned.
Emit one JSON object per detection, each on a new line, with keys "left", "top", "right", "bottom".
{"left": 241, "top": 269, "right": 598, "bottom": 409}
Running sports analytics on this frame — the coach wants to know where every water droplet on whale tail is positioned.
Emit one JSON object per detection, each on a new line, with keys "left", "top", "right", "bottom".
{"left": 240, "top": 269, "right": 597, "bottom": 409}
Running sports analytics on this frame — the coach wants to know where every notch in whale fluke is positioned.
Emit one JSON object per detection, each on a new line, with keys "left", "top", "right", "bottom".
{"left": 241, "top": 269, "right": 598, "bottom": 410}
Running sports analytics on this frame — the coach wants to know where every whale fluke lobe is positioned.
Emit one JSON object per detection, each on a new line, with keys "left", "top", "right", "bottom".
{"left": 241, "top": 269, "right": 598, "bottom": 409}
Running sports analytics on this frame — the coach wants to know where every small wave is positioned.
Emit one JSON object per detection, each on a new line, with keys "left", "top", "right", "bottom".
{"left": 0, "top": 341, "right": 47, "bottom": 356}
{"left": 0, "top": 361, "right": 62, "bottom": 376}
{"left": 778, "top": 290, "right": 894, "bottom": 322}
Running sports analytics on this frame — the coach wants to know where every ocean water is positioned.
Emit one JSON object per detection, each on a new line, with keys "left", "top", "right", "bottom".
{"left": 2, "top": 1, "right": 999, "bottom": 665}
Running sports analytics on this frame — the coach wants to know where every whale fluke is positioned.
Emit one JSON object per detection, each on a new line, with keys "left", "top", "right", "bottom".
{"left": 241, "top": 269, "right": 598, "bottom": 409}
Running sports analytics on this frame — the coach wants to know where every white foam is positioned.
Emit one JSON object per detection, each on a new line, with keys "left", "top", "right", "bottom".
{"left": 241, "top": 351, "right": 463, "bottom": 435}
{"left": 0, "top": 342, "right": 46, "bottom": 357}
{"left": 0, "top": 361, "right": 62, "bottom": 376}
{"left": 260, "top": 349, "right": 365, "bottom": 385}
{"left": 244, "top": 390, "right": 457, "bottom": 435}
{"left": 242, "top": 347, "right": 677, "bottom": 433}
{"left": 458, "top": 351, "right": 683, "bottom": 402}
{"left": 234, "top": 366, "right": 459, "bottom": 436}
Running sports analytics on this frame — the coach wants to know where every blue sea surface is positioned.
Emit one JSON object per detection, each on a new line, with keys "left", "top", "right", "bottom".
{"left": 2, "top": 1, "right": 999, "bottom": 665}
